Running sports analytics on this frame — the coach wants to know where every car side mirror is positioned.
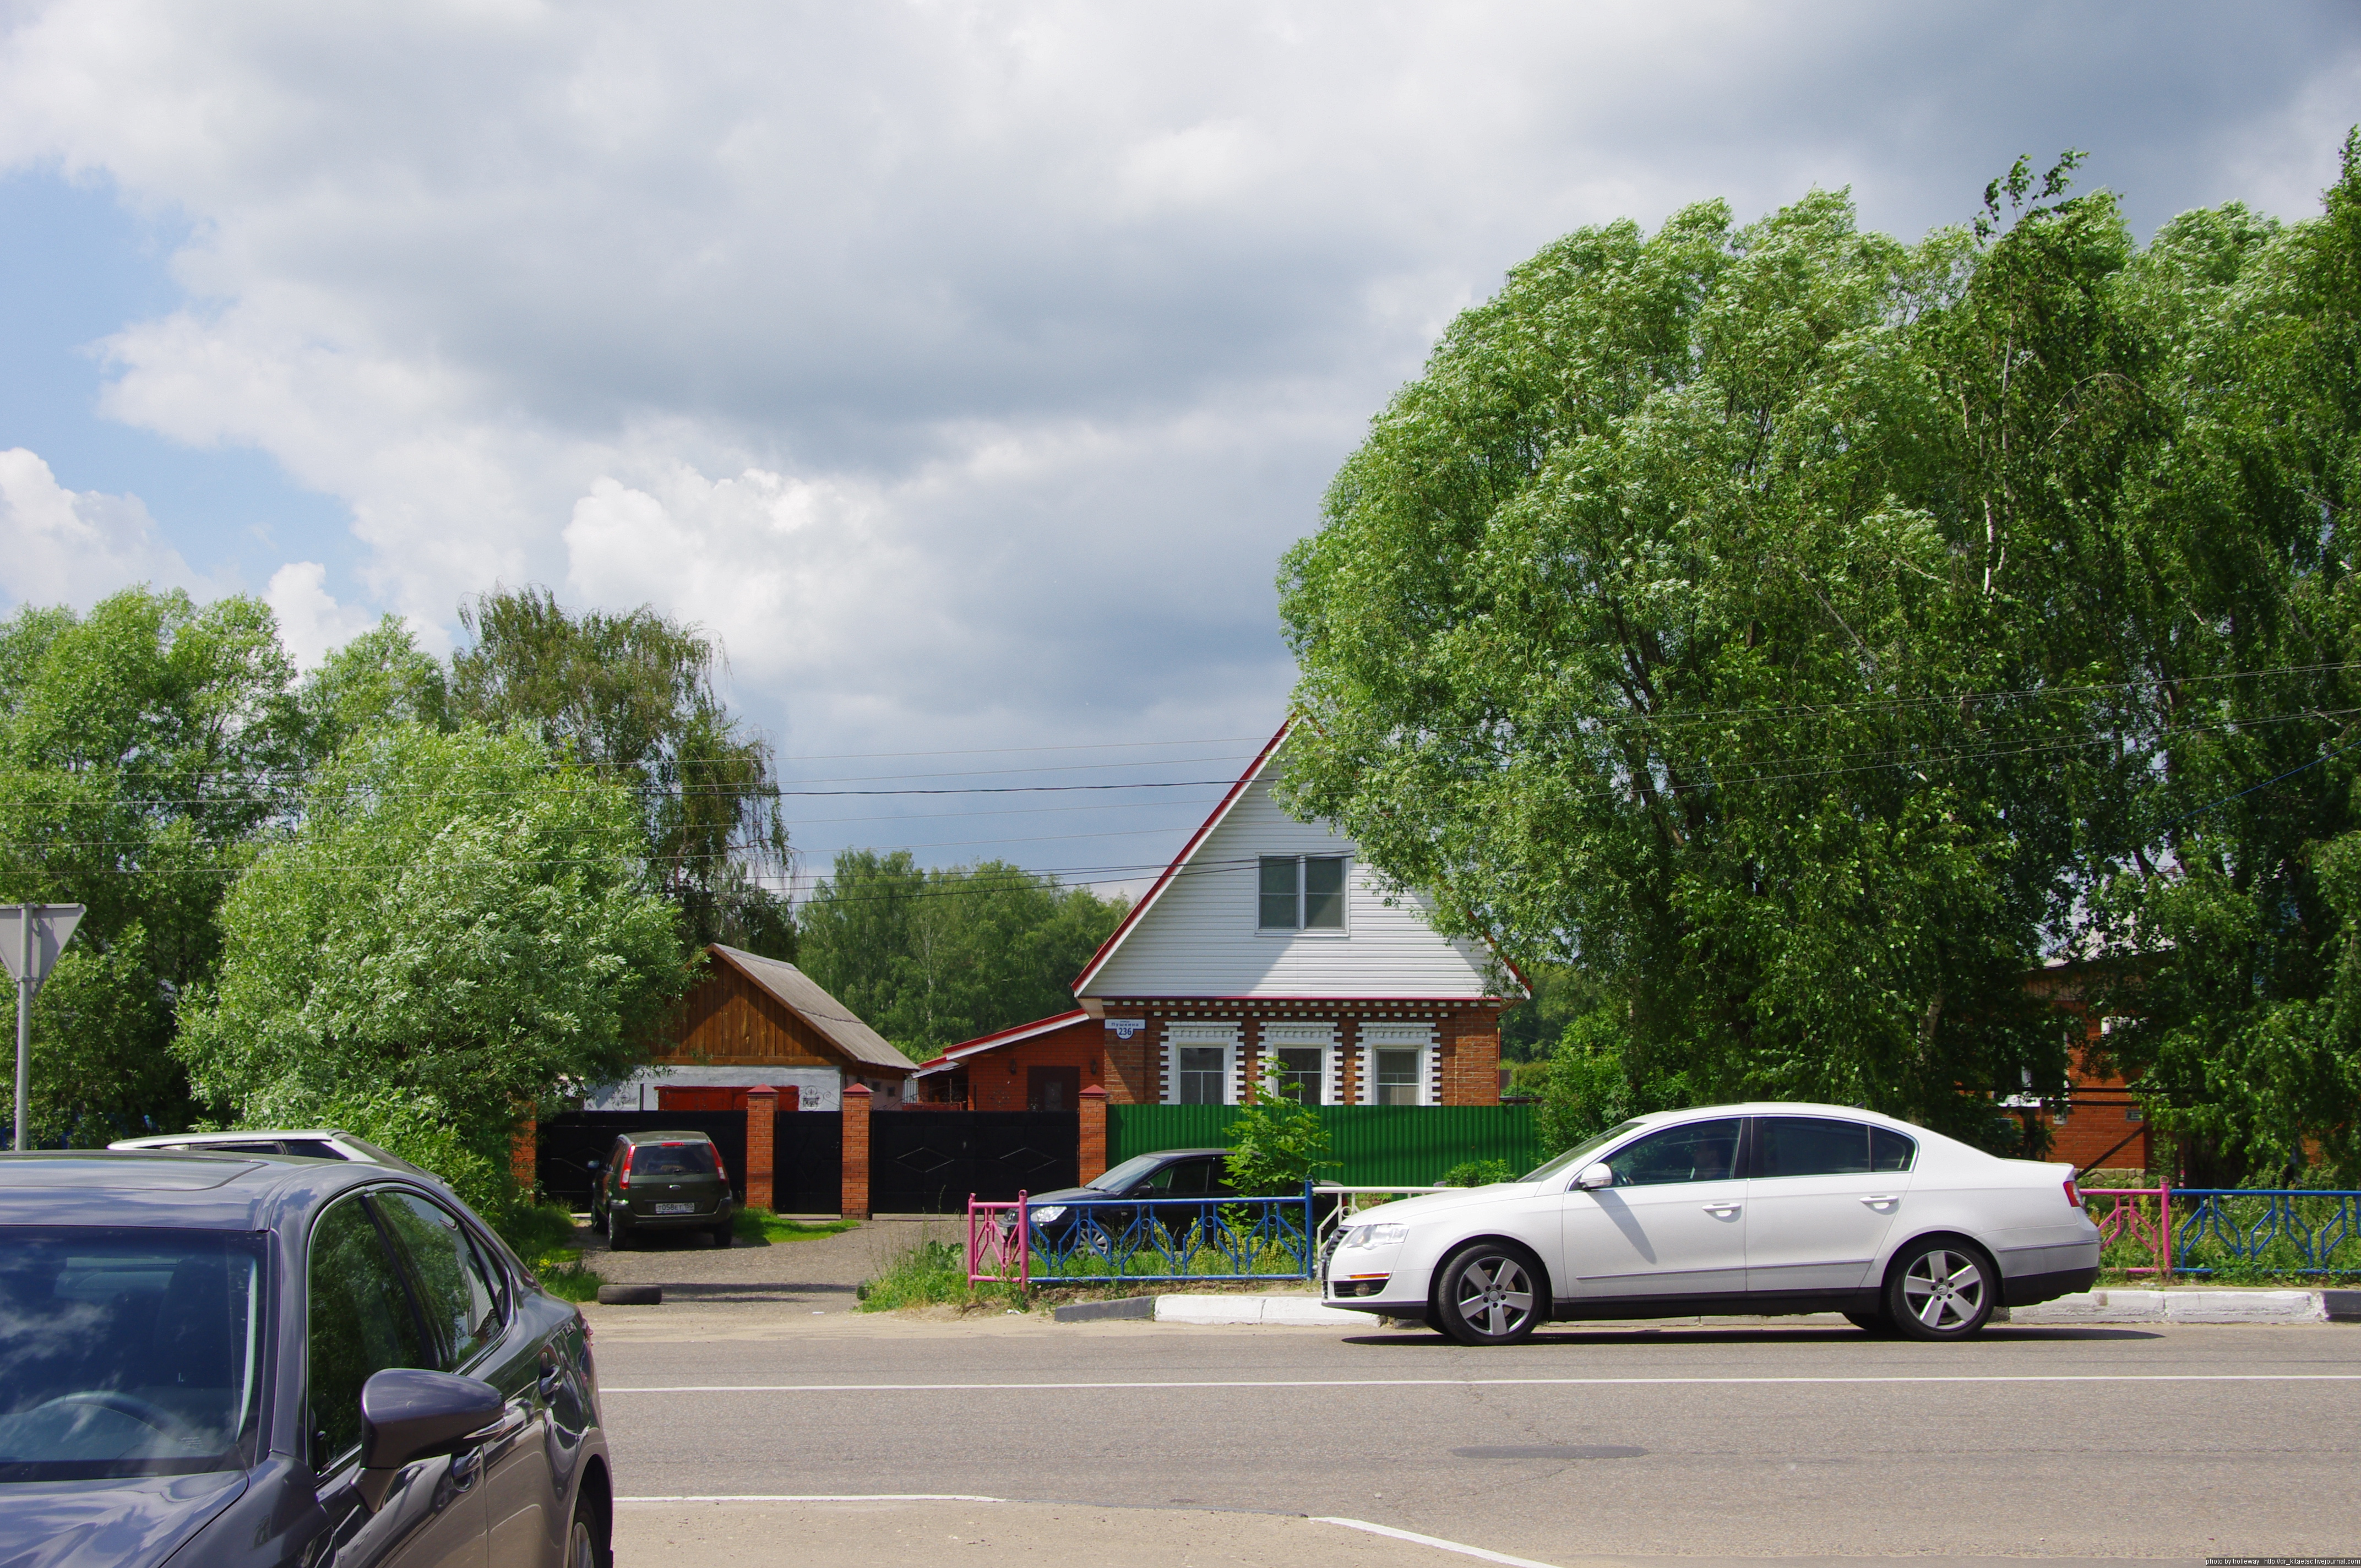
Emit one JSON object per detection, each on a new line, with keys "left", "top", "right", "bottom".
{"left": 1574, "top": 1163, "right": 1615, "bottom": 1190}
{"left": 360, "top": 1369, "right": 502, "bottom": 1480}
{"left": 585, "top": 1158, "right": 602, "bottom": 1171}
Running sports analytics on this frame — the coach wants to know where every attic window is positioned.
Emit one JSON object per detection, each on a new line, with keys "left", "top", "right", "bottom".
{"left": 1259, "top": 856, "right": 1346, "bottom": 932}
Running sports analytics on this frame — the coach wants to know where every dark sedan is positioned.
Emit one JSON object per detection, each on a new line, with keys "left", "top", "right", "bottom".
{"left": 0, "top": 1151, "right": 612, "bottom": 1568}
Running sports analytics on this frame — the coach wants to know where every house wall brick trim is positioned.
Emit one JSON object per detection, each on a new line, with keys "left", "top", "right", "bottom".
{"left": 841, "top": 1083, "right": 872, "bottom": 1219}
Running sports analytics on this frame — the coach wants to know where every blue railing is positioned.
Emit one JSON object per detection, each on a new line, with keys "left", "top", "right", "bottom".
{"left": 967, "top": 1187, "right": 1316, "bottom": 1284}
{"left": 2169, "top": 1188, "right": 2361, "bottom": 1277}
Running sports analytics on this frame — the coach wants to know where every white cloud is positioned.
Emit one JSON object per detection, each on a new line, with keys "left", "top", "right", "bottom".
{"left": 0, "top": 447, "right": 213, "bottom": 608}
{"left": 262, "top": 560, "right": 379, "bottom": 670}
{"left": 2, "top": 0, "right": 2358, "bottom": 861}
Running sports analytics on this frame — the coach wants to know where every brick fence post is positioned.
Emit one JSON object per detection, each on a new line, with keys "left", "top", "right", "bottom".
{"left": 510, "top": 1098, "right": 537, "bottom": 1202}
{"left": 744, "top": 1085, "right": 777, "bottom": 1212}
{"left": 1078, "top": 1084, "right": 1108, "bottom": 1184}
{"left": 841, "top": 1082, "right": 872, "bottom": 1219}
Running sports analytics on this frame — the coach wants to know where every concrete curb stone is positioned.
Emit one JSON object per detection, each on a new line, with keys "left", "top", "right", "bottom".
{"left": 1122, "top": 1288, "right": 2349, "bottom": 1327}
{"left": 1152, "top": 1294, "right": 1369, "bottom": 1326}
{"left": 1051, "top": 1295, "right": 1157, "bottom": 1323}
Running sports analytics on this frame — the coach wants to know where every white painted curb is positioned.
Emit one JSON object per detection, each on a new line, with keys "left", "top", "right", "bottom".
{"left": 2012, "top": 1289, "right": 2329, "bottom": 1324}
{"left": 1153, "top": 1294, "right": 1370, "bottom": 1326}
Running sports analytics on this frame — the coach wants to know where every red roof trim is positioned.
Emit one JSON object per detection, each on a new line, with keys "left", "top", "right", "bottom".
{"left": 1072, "top": 717, "right": 1294, "bottom": 996}
{"left": 913, "top": 1008, "right": 1095, "bottom": 1075}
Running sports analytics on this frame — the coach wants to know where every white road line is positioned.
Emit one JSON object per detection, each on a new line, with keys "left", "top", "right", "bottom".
{"left": 1319, "top": 1516, "right": 1566, "bottom": 1568}
{"left": 617, "top": 1493, "right": 1004, "bottom": 1504}
{"left": 602, "top": 1373, "right": 2361, "bottom": 1393}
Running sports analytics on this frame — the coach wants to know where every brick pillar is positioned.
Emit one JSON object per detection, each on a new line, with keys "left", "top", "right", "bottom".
{"left": 1079, "top": 1084, "right": 1108, "bottom": 1183}
{"left": 841, "top": 1082, "right": 872, "bottom": 1219}
{"left": 510, "top": 1102, "right": 537, "bottom": 1201}
{"left": 744, "top": 1086, "right": 777, "bottom": 1212}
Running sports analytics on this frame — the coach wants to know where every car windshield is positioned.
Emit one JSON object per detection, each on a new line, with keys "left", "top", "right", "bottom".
{"left": 0, "top": 1227, "right": 264, "bottom": 1482}
{"left": 633, "top": 1142, "right": 717, "bottom": 1176}
{"left": 1087, "top": 1153, "right": 1176, "bottom": 1192}
{"left": 1520, "top": 1120, "right": 1648, "bottom": 1183}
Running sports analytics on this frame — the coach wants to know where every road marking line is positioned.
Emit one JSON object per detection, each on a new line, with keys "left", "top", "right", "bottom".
{"left": 1319, "top": 1516, "right": 1565, "bottom": 1568}
{"left": 618, "top": 1494, "right": 1004, "bottom": 1504}
{"left": 603, "top": 1373, "right": 2361, "bottom": 1393}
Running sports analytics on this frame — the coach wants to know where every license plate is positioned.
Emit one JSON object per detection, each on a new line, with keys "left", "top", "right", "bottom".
{"left": 651, "top": 1202, "right": 695, "bottom": 1215}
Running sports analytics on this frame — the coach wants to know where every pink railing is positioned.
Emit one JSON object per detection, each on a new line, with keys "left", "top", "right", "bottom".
{"left": 2082, "top": 1185, "right": 2172, "bottom": 1278}
{"left": 966, "top": 1190, "right": 1029, "bottom": 1287}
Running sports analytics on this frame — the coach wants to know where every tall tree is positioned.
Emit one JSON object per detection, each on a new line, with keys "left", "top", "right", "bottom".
{"left": 1276, "top": 180, "right": 2154, "bottom": 1149}
{"left": 175, "top": 723, "right": 687, "bottom": 1196}
{"left": 0, "top": 588, "right": 295, "bottom": 1145}
{"left": 451, "top": 587, "right": 792, "bottom": 957}
{"left": 795, "top": 850, "right": 1128, "bottom": 1060}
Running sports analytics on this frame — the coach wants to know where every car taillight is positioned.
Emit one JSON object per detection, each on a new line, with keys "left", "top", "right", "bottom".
{"left": 619, "top": 1147, "right": 634, "bottom": 1191}
{"left": 2064, "top": 1177, "right": 2082, "bottom": 1207}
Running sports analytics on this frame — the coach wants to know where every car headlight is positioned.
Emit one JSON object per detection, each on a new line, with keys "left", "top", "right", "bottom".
{"left": 1343, "top": 1222, "right": 1410, "bottom": 1249}
{"left": 1029, "top": 1205, "right": 1067, "bottom": 1223}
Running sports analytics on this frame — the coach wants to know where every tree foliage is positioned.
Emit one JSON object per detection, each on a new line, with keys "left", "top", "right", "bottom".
{"left": 0, "top": 588, "right": 294, "bottom": 1144}
{"left": 794, "top": 850, "right": 1128, "bottom": 1060}
{"left": 1280, "top": 138, "right": 2361, "bottom": 1173}
{"left": 175, "top": 723, "right": 688, "bottom": 1193}
{"left": 453, "top": 586, "right": 793, "bottom": 957}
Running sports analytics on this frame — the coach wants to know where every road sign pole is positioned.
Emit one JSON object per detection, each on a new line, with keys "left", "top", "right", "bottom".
{"left": 13, "top": 910, "right": 28, "bottom": 1153}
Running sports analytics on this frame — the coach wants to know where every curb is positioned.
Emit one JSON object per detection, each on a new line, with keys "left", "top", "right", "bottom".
{"left": 2012, "top": 1288, "right": 2341, "bottom": 1324}
{"left": 1151, "top": 1294, "right": 1370, "bottom": 1326}
{"left": 1051, "top": 1296, "right": 1157, "bottom": 1323}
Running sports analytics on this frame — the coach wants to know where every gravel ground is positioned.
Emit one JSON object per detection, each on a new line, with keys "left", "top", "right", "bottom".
{"left": 576, "top": 1211, "right": 961, "bottom": 1309}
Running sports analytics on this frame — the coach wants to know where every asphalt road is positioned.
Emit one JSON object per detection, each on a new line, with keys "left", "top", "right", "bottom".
{"left": 585, "top": 1306, "right": 2360, "bottom": 1565}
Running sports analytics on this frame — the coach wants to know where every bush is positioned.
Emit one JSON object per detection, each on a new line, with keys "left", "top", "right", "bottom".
{"left": 1224, "top": 1059, "right": 1337, "bottom": 1195}
{"left": 1438, "top": 1159, "right": 1519, "bottom": 1187}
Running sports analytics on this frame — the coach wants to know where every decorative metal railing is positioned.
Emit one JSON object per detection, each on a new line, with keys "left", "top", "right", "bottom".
{"left": 2082, "top": 1186, "right": 2361, "bottom": 1277}
{"left": 966, "top": 1187, "right": 1317, "bottom": 1286}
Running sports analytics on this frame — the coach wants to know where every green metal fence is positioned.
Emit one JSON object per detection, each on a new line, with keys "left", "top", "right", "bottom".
{"left": 1107, "top": 1103, "right": 1550, "bottom": 1186}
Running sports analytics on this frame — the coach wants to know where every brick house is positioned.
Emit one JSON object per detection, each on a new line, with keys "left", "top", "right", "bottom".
{"left": 2023, "top": 957, "right": 2154, "bottom": 1174}
{"left": 587, "top": 943, "right": 912, "bottom": 1113}
{"left": 912, "top": 720, "right": 1525, "bottom": 1109}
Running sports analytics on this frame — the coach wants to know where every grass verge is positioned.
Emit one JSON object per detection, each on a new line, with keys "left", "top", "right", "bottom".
{"left": 856, "top": 1237, "right": 1027, "bottom": 1313}
{"left": 735, "top": 1207, "right": 860, "bottom": 1244}
{"left": 531, "top": 1248, "right": 603, "bottom": 1302}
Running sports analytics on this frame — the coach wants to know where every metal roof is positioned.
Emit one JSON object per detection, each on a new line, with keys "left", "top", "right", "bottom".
{"left": 705, "top": 945, "right": 915, "bottom": 1075}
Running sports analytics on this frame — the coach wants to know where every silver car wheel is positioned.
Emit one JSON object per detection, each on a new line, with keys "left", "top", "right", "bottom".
{"left": 568, "top": 1515, "right": 597, "bottom": 1568}
{"left": 1450, "top": 1253, "right": 1537, "bottom": 1340}
{"left": 1899, "top": 1248, "right": 1986, "bottom": 1332}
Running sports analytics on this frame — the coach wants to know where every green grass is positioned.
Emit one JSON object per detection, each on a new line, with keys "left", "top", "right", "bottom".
{"left": 531, "top": 1248, "right": 602, "bottom": 1302}
{"left": 856, "top": 1237, "right": 1026, "bottom": 1313}
{"left": 735, "top": 1207, "right": 859, "bottom": 1245}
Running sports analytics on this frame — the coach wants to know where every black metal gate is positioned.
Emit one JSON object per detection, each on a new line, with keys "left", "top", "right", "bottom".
{"left": 537, "top": 1110, "right": 844, "bottom": 1213}
{"left": 869, "top": 1110, "right": 1078, "bottom": 1212}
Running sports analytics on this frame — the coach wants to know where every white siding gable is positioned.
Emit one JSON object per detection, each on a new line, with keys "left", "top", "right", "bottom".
{"left": 1082, "top": 740, "right": 1505, "bottom": 1000}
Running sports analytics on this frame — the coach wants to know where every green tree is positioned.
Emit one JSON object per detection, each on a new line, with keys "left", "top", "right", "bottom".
{"left": 795, "top": 850, "right": 1128, "bottom": 1059}
{"left": 1225, "top": 1057, "right": 1335, "bottom": 1195}
{"left": 175, "top": 723, "right": 688, "bottom": 1196}
{"left": 452, "top": 586, "right": 793, "bottom": 957}
{"left": 1276, "top": 180, "right": 2134, "bottom": 1148}
{"left": 0, "top": 588, "right": 296, "bottom": 1144}
{"left": 294, "top": 614, "right": 453, "bottom": 765}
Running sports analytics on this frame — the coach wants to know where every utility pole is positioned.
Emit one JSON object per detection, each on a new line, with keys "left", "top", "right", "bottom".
{"left": 1, "top": 904, "right": 84, "bottom": 1153}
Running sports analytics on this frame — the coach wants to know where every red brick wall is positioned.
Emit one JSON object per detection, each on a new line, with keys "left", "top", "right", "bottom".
{"left": 841, "top": 1084, "right": 871, "bottom": 1218}
{"left": 963, "top": 1017, "right": 1109, "bottom": 1110}
{"left": 1439, "top": 1009, "right": 1502, "bottom": 1106}
{"left": 744, "top": 1086, "right": 776, "bottom": 1210}
{"left": 1079, "top": 1086, "right": 1108, "bottom": 1182}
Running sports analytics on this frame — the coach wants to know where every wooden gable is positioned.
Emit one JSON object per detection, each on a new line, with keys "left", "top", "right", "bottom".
{"left": 659, "top": 962, "right": 840, "bottom": 1069}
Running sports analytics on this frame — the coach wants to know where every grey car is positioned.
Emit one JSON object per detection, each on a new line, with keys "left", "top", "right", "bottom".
{"left": 0, "top": 1150, "right": 613, "bottom": 1568}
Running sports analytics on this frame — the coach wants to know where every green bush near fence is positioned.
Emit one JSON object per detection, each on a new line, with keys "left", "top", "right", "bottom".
{"left": 1110, "top": 1104, "right": 1549, "bottom": 1186}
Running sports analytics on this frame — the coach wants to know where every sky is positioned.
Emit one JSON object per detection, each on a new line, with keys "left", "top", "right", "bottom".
{"left": 1, "top": 1, "right": 2357, "bottom": 897}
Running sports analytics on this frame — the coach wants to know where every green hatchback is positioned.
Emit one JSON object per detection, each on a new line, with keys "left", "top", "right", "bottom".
{"left": 590, "top": 1130, "right": 737, "bottom": 1249}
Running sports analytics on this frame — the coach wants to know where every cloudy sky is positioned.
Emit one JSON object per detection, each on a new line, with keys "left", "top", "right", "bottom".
{"left": 2, "top": 1, "right": 2357, "bottom": 891}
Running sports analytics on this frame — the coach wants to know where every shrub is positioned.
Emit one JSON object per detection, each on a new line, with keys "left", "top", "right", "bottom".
{"left": 1224, "top": 1059, "right": 1337, "bottom": 1195}
{"left": 1438, "top": 1158, "right": 1519, "bottom": 1187}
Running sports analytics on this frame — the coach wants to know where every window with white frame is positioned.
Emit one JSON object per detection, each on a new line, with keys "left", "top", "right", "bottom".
{"left": 1164, "top": 1023, "right": 1241, "bottom": 1106}
{"left": 1259, "top": 1021, "right": 1339, "bottom": 1105}
{"left": 1357, "top": 1023, "right": 1435, "bottom": 1106}
{"left": 1258, "top": 856, "right": 1346, "bottom": 932}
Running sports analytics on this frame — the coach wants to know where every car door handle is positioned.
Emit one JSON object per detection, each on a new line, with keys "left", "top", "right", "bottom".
{"left": 538, "top": 1348, "right": 563, "bottom": 1397}
{"left": 1701, "top": 1202, "right": 1741, "bottom": 1215}
{"left": 467, "top": 1399, "right": 531, "bottom": 1446}
{"left": 1859, "top": 1194, "right": 1900, "bottom": 1208}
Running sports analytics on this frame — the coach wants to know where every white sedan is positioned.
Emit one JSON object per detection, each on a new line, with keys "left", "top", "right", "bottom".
{"left": 1323, "top": 1102, "right": 2101, "bottom": 1344}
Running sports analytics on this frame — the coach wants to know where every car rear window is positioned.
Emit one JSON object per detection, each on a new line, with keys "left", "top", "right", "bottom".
{"left": 0, "top": 1227, "right": 264, "bottom": 1482}
{"left": 632, "top": 1142, "right": 717, "bottom": 1176}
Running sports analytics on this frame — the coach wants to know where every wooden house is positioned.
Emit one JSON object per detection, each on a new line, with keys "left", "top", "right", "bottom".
{"left": 587, "top": 943, "right": 912, "bottom": 1112}
{"left": 913, "top": 720, "right": 1524, "bottom": 1107}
